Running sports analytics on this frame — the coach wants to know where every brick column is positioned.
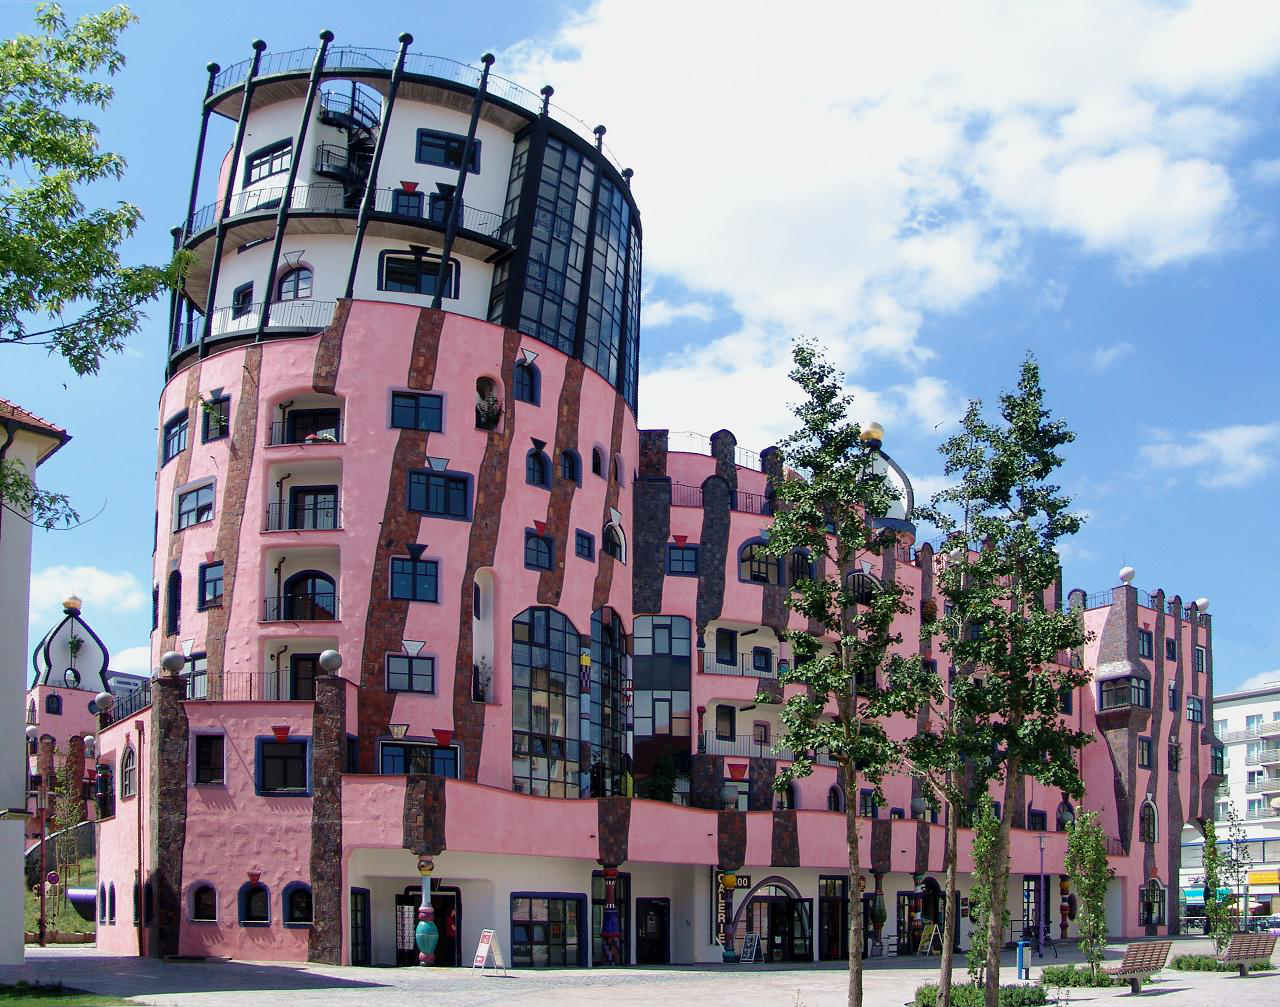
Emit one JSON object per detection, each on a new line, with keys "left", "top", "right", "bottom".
{"left": 148, "top": 659, "right": 189, "bottom": 959}
{"left": 64, "top": 735, "right": 86, "bottom": 825}
{"left": 309, "top": 665, "right": 346, "bottom": 964}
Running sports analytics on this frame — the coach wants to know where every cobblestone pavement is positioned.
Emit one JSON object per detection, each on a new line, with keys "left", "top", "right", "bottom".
{"left": 4, "top": 939, "right": 1278, "bottom": 1006}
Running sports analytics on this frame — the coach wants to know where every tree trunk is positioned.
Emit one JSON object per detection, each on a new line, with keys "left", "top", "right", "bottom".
{"left": 984, "top": 762, "right": 1019, "bottom": 1007}
{"left": 847, "top": 773, "right": 863, "bottom": 1007}
{"left": 938, "top": 768, "right": 962, "bottom": 1007}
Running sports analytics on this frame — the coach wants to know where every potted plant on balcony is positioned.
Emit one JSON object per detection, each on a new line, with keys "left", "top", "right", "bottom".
{"left": 475, "top": 394, "right": 502, "bottom": 431}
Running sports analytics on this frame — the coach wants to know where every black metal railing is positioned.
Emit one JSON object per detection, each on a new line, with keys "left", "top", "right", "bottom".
{"left": 173, "top": 300, "right": 337, "bottom": 354}
{"left": 102, "top": 683, "right": 151, "bottom": 726}
{"left": 705, "top": 651, "right": 778, "bottom": 679}
{"left": 668, "top": 481, "right": 774, "bottom": 516}
{"left": 317, "top": 87, "right": 381, "bottom": 130}
{"left": 265, "top": 501, "right": 341, "bottom": 531}
{"left": 700, "top": 731, "right": 794, "bottom": 760}
{"left": 671, "top": 481, "right": 702, "bottom": 508}
{"left": 267, "top": 417, "right": 343, "bottom": 446}
{"left": 184, "top": 669, "right": 315, "bottom": 702}
{"left": 263, "top": 592, "right": 338, "bottom": 622}
{"left": 314, "top": 143, "right": 371, "bottom": 182}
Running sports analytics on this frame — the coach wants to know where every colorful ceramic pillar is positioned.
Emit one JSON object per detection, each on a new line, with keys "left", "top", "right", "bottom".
{"left": 415, "top": 855, "right": 438, "bottom": 965}
{"left": 601, "top": 865, "right": 622, "bottom": 964}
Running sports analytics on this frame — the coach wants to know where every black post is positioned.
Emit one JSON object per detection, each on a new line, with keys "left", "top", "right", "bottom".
{"left": 612, "top": 166, "right": 635, "bottom": 392}
{"left": 170, "top": 62, "right": 219, "bottom": 363}
{"left": 165, "top": 226, "right": 182, "bottom": 357}
{"left": 497, "top": 86, "right": 553, "bottom": 332}
{"left": 343, "top": 33, "right": 413, "bottom": 300}
{"left": 258, "top": 31, "right": 334, "bottom": 338}
{"left": 570, "top": 125, "right": 607, "bottom": 363}
{"left": 200, "top": 40, "right": 267, "bottom": 351}
{"left": 431, "top": 53, "right": 494, "bottom": 310}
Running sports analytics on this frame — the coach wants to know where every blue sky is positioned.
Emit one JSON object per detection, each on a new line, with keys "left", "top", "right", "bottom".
{"left": 6, "top": 1, "right": 1280, "bottom": 692}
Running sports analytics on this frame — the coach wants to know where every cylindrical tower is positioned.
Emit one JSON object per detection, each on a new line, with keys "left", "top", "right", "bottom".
{"left": 152, "top": 35, "right": 640, "bottom": 791}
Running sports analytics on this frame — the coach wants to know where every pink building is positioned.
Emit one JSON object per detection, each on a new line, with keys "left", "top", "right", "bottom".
{"left": 94, "top": 35, "right": 1223, "bottom": 967}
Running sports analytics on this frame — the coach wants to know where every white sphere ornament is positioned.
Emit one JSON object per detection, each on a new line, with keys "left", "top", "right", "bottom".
{"left": 159, "top": 651, "right": 186, "bottom": 675}
{"left": 319, "top": 649, "right": 343, "bottom": 674}
{"left": 1118, "top": 566, "right": 1136, "bottom": 584}
{"left": 1195, "top": 598, "right": 1210, "bottom": 613}
{"left": 25, "top": 725, "right": 38, "bottom": 742}
{"left": 94, "top": 691, "right": 113, "bottom": 710}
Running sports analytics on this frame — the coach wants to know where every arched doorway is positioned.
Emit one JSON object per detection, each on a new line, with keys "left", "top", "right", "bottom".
{"left": 282, "top": 570, "right": 336, "bottom": 620}
{"left": 730, "top": 875, "right": 812, "bottom": 962}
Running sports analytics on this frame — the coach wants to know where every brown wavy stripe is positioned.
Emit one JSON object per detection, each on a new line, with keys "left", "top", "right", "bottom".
{"left": 158, "top": 363, "right": 202, "bottom": 655}
{"left": 537, "top": 358, "right": 584, "bottom": 605}
{"left": 311, "top": 298, "right": 351, "bottom": 394}
{"left": 590, "top": 392, "right": 627, "bottom": 612}
{"left": 771, "top": 809, "right": 800, "bottom": 867}
{"left": 717, "top": 810, "right": 747, "bottom": 870}
{"left": 204, "top": 346, "right": 261, "bottom": 697}
{"left": 354, "top": 309, "right": 444, "bottom": 771}
{"left": 451, "top": 326, "right": 522, "bottom": 781}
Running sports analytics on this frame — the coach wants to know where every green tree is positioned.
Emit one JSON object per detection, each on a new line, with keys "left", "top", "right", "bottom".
{"left": 966, "top": 793, "right": 1001, "bottom": 988}
{"left": 1202, "top": 806, "right": 1252, "bottom": 949}
{"left": 1064, "top": 810, "right": 1110, "bottom": 980}
{"left": 763, "top": 339, "right": 938, "bottom": 1007}
{"left": 1, "top": 3, "right": 184, "bottom": 526}
{"left": 925, "top": 356, "right": 1092, "bottom": 1007}
{"left": 48, "top": 751, "right": 87, "bottom": 925}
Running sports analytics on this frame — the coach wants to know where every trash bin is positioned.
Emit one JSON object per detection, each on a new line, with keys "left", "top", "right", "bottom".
{"left": 1016, "top": 940, "right": 1031, "bottom": 980}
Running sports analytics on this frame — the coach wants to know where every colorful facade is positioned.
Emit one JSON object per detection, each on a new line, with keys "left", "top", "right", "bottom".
{"left": 94, "top": 35, "right": 1224, "bottom": 967}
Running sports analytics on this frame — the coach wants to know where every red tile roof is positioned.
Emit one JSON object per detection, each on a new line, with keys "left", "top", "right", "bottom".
{"left": 0, "top": 396, "right": 70, "bottom": 463}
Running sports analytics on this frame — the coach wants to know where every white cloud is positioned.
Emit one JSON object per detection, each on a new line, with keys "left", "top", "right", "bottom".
{"left": 28, "top": 565, "right": 147, "bottom": 626}
{"left": 642, "top": 298, "right": 714, "bottom": 328}
{"left": 110, "top": 645, "right": 152, "bottom": 676}
{"left": 1235, "top": 670, "right": 1280, "bottom": 693}
{"left": 1140, "top": 423, "right": 1280, "bottom": 488}
{"left": 502, "top": 0, "right": 1271, "bottom": 441}
{"left": 1250, "top": 158, "right": 1280, "bottom": 184}
{"left": 1092, "top": 342, "right": 1136, "bottom": 371}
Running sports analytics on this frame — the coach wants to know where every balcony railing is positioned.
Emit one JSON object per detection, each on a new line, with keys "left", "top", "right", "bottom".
{"left": 267, "top": 418, "right": 343, "bottom": 446}
{"left": 705, "top": 652, "right": 779, "bottom": 679}
{"left": 1246, "top": 748, "right": 1280, "bottom": 766}
{"left": 265, "top": 501, "right": 341, "bottom": 531}
{"left": 1245, "top": 807, "right": 1279, "bottom": 821}
{"left": 172, "top": 299, "right": 338, "bottom": 353}
{"left": 184, "top": 669, "right": 316, "bottom": 702}
{"left": 701, "top": 732, "right": 794, "bottom": 760}
{"left": 317, "top": 87, "right": 381, "bottom": 130}
{"left": 263, "top": 592, "right": 338, "bottom": 622}
{"left": 1245, "top": 778, "right": 1280, "bottom": 794}
{"left": 102, "top": 683, "right": 151, "bottom": 726}
{"left": 668, "top": 481, "right": 774, "bottom": 516}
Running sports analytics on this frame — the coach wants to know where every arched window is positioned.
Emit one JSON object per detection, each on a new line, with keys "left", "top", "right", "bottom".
{"left": 26, "top": 698, "right": 35, "bottom": 725}
{"left": 777, "top": 783, "right": 797, "bottom": 810}
{"left": 561, "top": 450, "right": 581, "bottom": 485}
{"left": 475, "top": 376, "right": 501, "bottom": 430}
{"left": 98, "top": 883, "right": 107, "bottom": 924}
{"left": 281, "top": 570, "right": 336, "bottom": 621}
{"left": 1139, "top": 878, "right": 1166, "bottom": 926}
{"left": 191, "top": 884, "right": 217, "bottom": 923}
{"left": 513, "top": 362, "right": 540, "bottom": 405}
{"left": 1139, "top": 801, "right": 1157, "bottom": 843}
{"left": 44, "top": 694, "right": 62, "bottom": 715}
{"left": 283, "top": 882, "right": 313, "bottom": 926}
{"left": 845, "top": 570, "right": 878, "bottom": 607}
{"left": 165, "top": 569, "right": 181, "bottom": 635}
{"left": 602, "top": 523, "right": 625, "bottom": 562}
{"left": 738, "top": 541, "right": 779, "bottom": 585}
{"left": 524, "top": 532, "right": 552, "bottom": 570}
{"left": 120, "top": 747, "right": 137, "bottom": 799}
{"left": 789, "top": 549, "right": 814, "bottom": 585}
{"left": 525, "top": 449, "right": 550, "bottom": 488}
{"left": 827, "top": 786, "right": 845, "bottom": 812}
{"left": 511, "top": 607, "right": 583, "bottom": 798}
{"left": 592, "top": 447, "right": 604, "bottom": 476}
{"left": 277, "top": 266, "right": 313, "bottom": 301}
{"left": 238, "top": 882, "right": 270, "bottom": 926}
{"left": 108, "top": 883, "right": 116, "bottom": 924}
{"left": 1056, "top": 801, "right": 1075, "bottom": 832}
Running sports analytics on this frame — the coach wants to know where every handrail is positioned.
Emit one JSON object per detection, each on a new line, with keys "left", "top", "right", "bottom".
{"left": 173, "top": 299, "right": 337, "bottom": 354}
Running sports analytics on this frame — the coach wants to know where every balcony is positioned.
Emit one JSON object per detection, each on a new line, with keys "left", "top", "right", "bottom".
{"left": 184, "top": 668, "right": 318, "bottom": 702}
{"left": 1245, "top": 807, "right": 1280, "bottom": 821}
{"left": 1246, "top": 777, "right": 1280, "bottom": 794}
{"left": 669, "top": 481, "right": 774, "bottom": 516}
{"left": 101, "top": 682, "right": 151, "bottom": 726}
{"left": 704, "top": 651, "right": 779, "bottom": 679}
{"left": 701, "top": 731, "right": 795, "bottom": 760}
{"left": 265, "top": 500, "right": 341, "bottom": 532}
{"left": 1246, "top": 748, "right": 1280, "bottom": 766}
{"left": 263, "top": 590, "right": 338, "bottom": 622}
{"left": 171, "top": 298, "right": 338, "bottom": 355}
{"left": 317, "top": 87, "right": 381, "bottom": 132}
{"left": 268, "top": 417, "right": 343, "bottom": 447}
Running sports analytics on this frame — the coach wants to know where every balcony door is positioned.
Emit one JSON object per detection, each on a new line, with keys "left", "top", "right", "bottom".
{"left": 290, "top": 485, "right": 338, "bottom": 530}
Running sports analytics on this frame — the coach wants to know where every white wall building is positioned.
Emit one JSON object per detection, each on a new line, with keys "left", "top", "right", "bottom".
{"left": 1180, "top": 679, "right": 1280, "bottom": 929}
{"left": 0, "top": 398, "right": 69, "bottom": 963}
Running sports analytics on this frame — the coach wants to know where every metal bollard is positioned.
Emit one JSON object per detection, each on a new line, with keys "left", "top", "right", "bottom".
{"left": 1016, "top": 940, "right": 1031, "bottom": 980}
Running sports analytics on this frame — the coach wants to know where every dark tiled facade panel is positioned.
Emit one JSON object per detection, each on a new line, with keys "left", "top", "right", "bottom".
{"left": 536, "top": 359, "right": 584, "bottom": 607}
{"left": 631, "top": 475, "right": 670, "bottom": 616}
{"left": 149, "top": 676, "right": 189, "bottom": 958}
{"left": 717, "top": 810, "right": 747, "bottom": 870}
{"left": 870, "top": 817, "right": 893, "bottom": 874}
{"left": 354, "top": 310, "right": 445, "bottom": 772}
{"left": 771, "top": 809, "right": 799, "bottom": 867}
{"left": 695, "top": 476, "right": 731, "bottom": 632}
{"left": 597, "top": 796, "right": 631, "bottom": 866}
{"left": 709, "top": 429, "right": 738, "bottom": 492}
{"left": 590, "top": 393, "right": 627, "bottom": 613}
{"left": 748, "top": 756, "right": 776, "bottom": 812}
{"left": 760, "top": 447, "right": 787, "bottom": 634}
{"left": 690, "top": 753, "right": 724, "bottom": 810}
{"left": 403, "top": 775, "right": 447, "bottom": 856}
{"left": 913, "top": 819, "right": 930, "bottom": 876}
{"left": 204, "top": 346, "right": 261, "bottom": 698}
{"left": 309, "top": 673, "right": 345, "bottom": 963}
{"left": 452, "top": 325, "right": 523, "bottom": 780}
{"left": 311, "top": 298, "right": 351, "bottom": 395}
{"left": 638, "top": 429, "right": 668, "bottom": 477}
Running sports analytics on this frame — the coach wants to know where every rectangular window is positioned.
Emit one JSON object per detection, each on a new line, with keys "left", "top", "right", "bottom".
{"left": 287, "top": 486, "right": 338, "bottom": 530}
{"left": 385, "top": 654, "right": 436, "bottom": 694}
{"left": 1165, "top": 638, "right": 1177, "bottom": 661}
{"left": 575, "top": 530, "right": 594, "bottom": 560}
{"left": 194, "top": 735, "right": 224, "bottom": 785}
{"left": 197, "top": 561, "right": 224, "bottom": 610}
{"left": 389, "top": 557, "right": 438, "bottom": 602}
{"left": 1194, "top": 646, "right": 1205, "bottom": 674}
{"left": 244, "top": 139, "right": 291, "bottom": 184}
{"left": 1138, "top": 737, "right": 1153, "bottom": 769}
{"left": 201, "top": 397, "right": 230, "bottom": 442}
{"left": 231, "top": 281, "right": 254, "bottom": 318}
{"left": 1187, "top": 696, "right": 1204, "bottom": 723}
{"left": 1215, "top": 718, "right": 1228, "bottom": 736}
{"left": 1137, "top": 630, "right": 1153, "bottom": 659}
{"left": 407, "top": 470, "right": 469, "bottom": 519}
{"left": 380, "top": 742, "right": 458, "bottom": 777}
{"left": 390, "top": 391, "right": 443, "bottom": 432}
{"left": 752, "top": 721, "right": 769, "bottom": 745}
{"left": 1059, "top": 686, "right": 1073, "bottom": 715}
{"left": 715, "top": 628, "right": 737, "bottom": 666}
{"left": 524, "top": 532, "right": 553, "bottom": 571}
{"left": 859, "top": 789, "right": 878, "bottom": 818}
{"left": 1246, "top": 714, "right": 1263, "bottom": 733}
{"left": 1028, "top": 809, "right": 1048, "bottom": 831}
{"left": 1132, "top": 677, "right": 1151, "bottom": 708}
{"left": 715, "top": 704, "right": 735, "bottom": 741}
{"left": 162, "top": 412, "right": 189, "bottom": 464}
{"left": 392, "top": 189, "right": 424, "bottom": 217}
{"left": 379, "top": 253, "right": 458, "bottom": 299}
{"left": 666, "top": 545, "right": 699, "bottom": 576}
{"left": 415, "top": 128, "right": 480, "bottom": 172}
{"left": 1168, "top": 683, "right": 1179, "bottom": 713}
{"left": 752, "top": 647, "right": 772, "bottom": 675}
{"left": 258, "top": 739, "right": 308, "bottom": 795}
{"left": 176, "top": 483, "right": 215, "bottom": 530}
{"left": 1212, "top": 745, "right": 1225, "bottom": 776}
{"left": 1168, "top": 743, "right": 1181, "bottom": 771}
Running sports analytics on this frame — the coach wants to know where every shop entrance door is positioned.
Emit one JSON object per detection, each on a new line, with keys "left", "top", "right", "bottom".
{"left": 394, "top": 891, "right": 420, "bottom": 966}
{"left": 350, "top": 888, "right": 371, "bottom": 966}
{"left": 635, "top": 898, "right": 670, "bottom": 964}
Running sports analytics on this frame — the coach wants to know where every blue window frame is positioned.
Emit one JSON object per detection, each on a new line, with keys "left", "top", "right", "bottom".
{"left": 386, "top": 654, "right": 435, "bottom": 694}
{"left": 415, "top": 128, "right": 480, "bottom": 173}
{"left": 526, "top": 449, "right": 550, "bottom": 488}
{"left": 255, "top": 737, "right": 311, "bottom": 796}
{"left": 561, "top": 450, "right": 581, "bottom": 484}
{"left": 201, "top": 397, "right": 229, "bottom": 442}
{"left": 392, "top": 189, "right": 424, "bottom": 217}
{"left": 575, "top": 530, "right": 594, "bottom": 560}
{"left": 283, "top": 882, "right": 313, "bottom": 927}
{"left": 752, "top": 647, "right": 772, "bottom": 675}
{"left": 390, "top": 557, "right": 438, "bottom": 602}
{"left": 176, "top": 483, "right": 214, "bottom": 529}
{"left": 525, "top": 531, "right": 553, "bottom": 570}
{"left": 1165, "top": 638, "right": 1177, "bottom": 661}
{"left": 231, "top": 281, "right": 254, "bottom": 318}
{"left": 407, "top": 470, "right": 470, "bottom": 519}
{"left": 1187, "top": 696, "right": 1204, "bottom": 723}
{"left": 237, "top": 881, "right": 270, "bottom": 926}
{"left": 197, "top": 561, "right": 223, "bottom": 610}
{"left": 162, "top": 411, "right": 188, "bottom": 464}
{"left": 514, "top": 362, "right": 540, "bottom": 405}
{"left": 1138, "top": 736, "right": 1153, "bottom": 768}
{"left": 666, "top": 544, "right": 699, "bottom": 576}
{"left": 391, "top": 391, "right": 443, "bottom": 432}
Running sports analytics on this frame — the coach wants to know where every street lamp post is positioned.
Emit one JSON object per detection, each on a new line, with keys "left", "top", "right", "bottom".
{"left": 1038, "top": 834, "right": 1046, "bottom": 956}
{"left": 24, "top": 725, "right": 49, "bottom": 947}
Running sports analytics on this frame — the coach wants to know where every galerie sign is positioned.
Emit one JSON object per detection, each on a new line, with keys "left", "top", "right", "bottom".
{"left": 710, "top": 869, "right": 752, "bottom": 945}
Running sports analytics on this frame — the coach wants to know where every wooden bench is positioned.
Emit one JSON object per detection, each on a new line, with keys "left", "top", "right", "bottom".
{"left": 1104, "top": 940, "right": 1172, "bottom": 994}
{"left": 1218, "top": 933, "right": 1277, "bottom": 977}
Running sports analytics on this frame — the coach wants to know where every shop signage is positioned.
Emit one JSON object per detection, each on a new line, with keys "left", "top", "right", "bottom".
{"left": 740, "top": 933, "right": 761, "bottom": 963}
{"left": 710, "top": 870, "right": 752, "bottom": 944}
{"left": 1248, "top": 870, "right": 1280, "bottom": 886}
{"left": 471, "top": 929, "right": 507, "bottom": 973}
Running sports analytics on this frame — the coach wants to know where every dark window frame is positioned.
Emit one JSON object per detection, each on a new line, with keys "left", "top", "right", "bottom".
{"left": 377, "top": 249, "right": 460, "bottom": 299}
{"left": 283, "top": 882, "right": 314, "bottom": 927}
{"left": 575, "top": 530, "right": 595, "bottom": 560}
{"left": 276, "top": 266, "right": 313, "bottom": 302}
{"left": 201, "top": 397, "right": 230, "bottom": 442}
{"left": 524, "top": 530, "right": 553, "bottom": 571}
{"left": 1137, "top": 629, "right": 1154, "bottom": 659}
{"left": 513, "top": 362, "right": 540, "bottom": 405}
{"left": 255, "top": 736, "right": 311, "bottom": 796}
{"left": 1138, "top": 736, "right": 1153, "bottom": 769}
{"left": 1165, "top": 638, "right": 1178, "bottom": 661}
{"left": 407, "top": 469, "right": 471, "bottom": 521}
{"left": 714, "top": 704, "right": 735, "bottom": 741}
{"left": 243, "top": 138, "right": 292, "bottom": 185}
{"left": 379, "top": 741, "right": 459, "bottom": 778}
{"left": 666, "top": 544, "right": 699, "bottom": 576}
{"left": 390, "top": 391, "right": 444, "bottom": 433}
{"left": 561, "top": 450, "right": 581, "bottom": 484}
{"left": 230, "top": 281, "right": 254, "bottom": 319}
{"left": 197, "top": 561, "right": 224, "bottom": 611}
{"left": 238, "top": 881, "right": 270, "bottom": 927}
{"left": 389, "top": 556, "right": 439, "bottom": 603}
{"left": 715, "top": 628, "right": 737, "bottom": 666}
{"left": 162, "top": 411, "right": 189, "bottom": 465}
{"left": 414, "top": 127, "right": 481, "bottom": 173}
{"left": 392, "top": 188, "right": 424, "bottom": 217}
{"left": 525, "top": 449, "right": 551, "bottom": 489}
{"left": 385, "top": 653, "right": 436, "bottom": 694}
{"left": 191, "top": 883, "right": 217, "bottom": 923}
{"left": 1187, "top": 695, "right": 1204, "bottom": 723}
{"left": 176, "top": 481, "right": 215, "bottom": 531}
{"left": 193, "top": 734, "right": 225, "bottom": 786}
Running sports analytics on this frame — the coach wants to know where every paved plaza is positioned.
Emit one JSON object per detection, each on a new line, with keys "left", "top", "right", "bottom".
{"left": 4, "top": 939, "right": 1279, "bottom": 1007}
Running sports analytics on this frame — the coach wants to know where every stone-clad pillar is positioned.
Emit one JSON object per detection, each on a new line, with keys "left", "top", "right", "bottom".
{"left": 149, "top": 652, "right": 190, "bottom": 958}
{"left": 64, "top": 735, "right": 86, "bottom": 824}
{"left": 310, "top": 651, "right": 346, "bottom": 964}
